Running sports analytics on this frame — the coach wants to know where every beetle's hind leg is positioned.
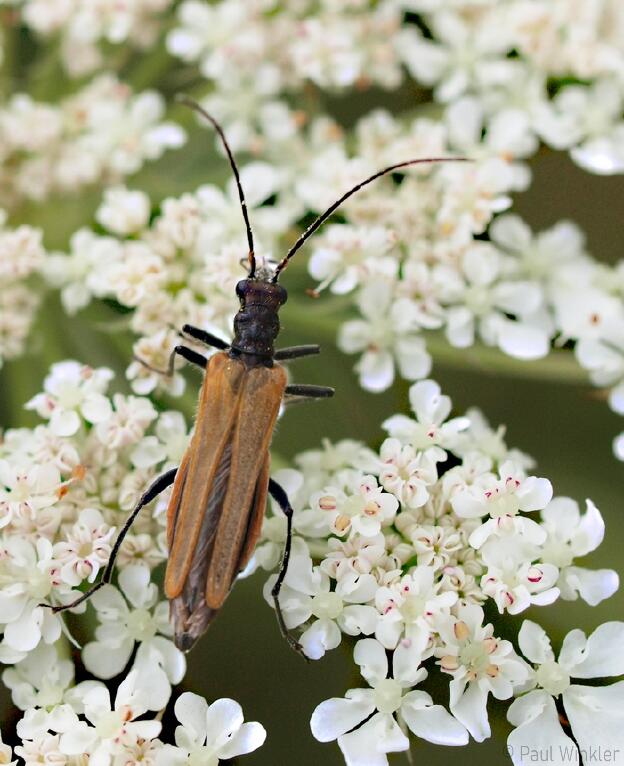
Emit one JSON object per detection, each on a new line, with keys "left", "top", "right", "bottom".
{"left": 134, "top": 345, "right": 207, "bottom": 377}
{"left": 41, "top": 468, "right": 177, "bottom": 613}
{"left": 267, "top": 478, "right": 308, "bottom": 661}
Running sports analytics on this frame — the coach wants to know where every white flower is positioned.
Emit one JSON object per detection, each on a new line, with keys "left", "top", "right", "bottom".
{"left": 452, "top": 460, "right": 552, "bottom": 548}
{"left": 479, "top": 538, "right": 560, "bottom": 614}
{"left": 60, "top": 672, "right": 161, "bottom": 764}
{"left": 374, "top": 567, "right": 457, "bottom": 656}
{"left": 156, "top": 692, "right": 266, "bottom": 766}
{"left": 508, "top": 621, "right": 624, "bottom": 766}
{"left": 398, "top": 11, "right": 513, "bottom": 103}
{"left": 338, "top": 280, "right": 431, "bottom": 392}
{"left": 0, "top": 461, "right": 61, "bottom": 530}
{"left": 444, "top": 242, "right": 550, "bottom": 359}
{"left": 489, "top": 214, "right": 590, "bottom": 287}
{"left": 0, "top": 537, "right": 64, "bottom": 656}
{"left": 96, "top": 186, "right": 151, "bottom": 235}
{"left": 82, "top": 564, "right": 185, "bottom": 710}
{"left": 311, "top": 638, "right": 468, "bottom": 766}
{"left": 539, "top": 497, "right": 619, "bottom": 606}
{"left": 378, "top": 438, "right": 438, "bottom": 509}
{"left": 2, "top": 643, "right": 74, "bottom": 710}
{"left": 308, "top": 224, "right": 397, "bottom": 294}
{"left": 263, "top": 538, "right": 378, "bottom": 660}
{"left": 95, "top": 394, "right": 157, "bottom": 449}
{"left": 311, "top": 476, "right": 399, "bottom": 538}
{"left": 25, "top": 361, "right": 114, "bottom": 437}
{"left": 52, "top": 507, "right": 114, "bottom": 587}
{"left": 435, "top": 603, "right": 529, "bottom": 742}
{"left": 382, "top": 379, "right": 469, "bottom": 459}
{"left": 553, "top": 286, "right": 624, "bottom": 344}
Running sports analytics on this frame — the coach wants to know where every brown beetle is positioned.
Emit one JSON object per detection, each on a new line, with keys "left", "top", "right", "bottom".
{"left": 47, "top": 99, "right": 464, "bottom": 654}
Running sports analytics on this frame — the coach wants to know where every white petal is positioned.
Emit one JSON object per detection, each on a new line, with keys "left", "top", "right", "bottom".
{"left": 393, "top": 639, "right": 428, "bottom": 686}
{"left": 300, "top": 619, "right": 341, "bottom": 660}
{"left": 338, "top": 712, "right": 408, "bottom": 766}
{"left": 119, "top": 564, "right": 154, "bottom": 609}
{"left": 354, "top": 639, "right": 388, "bottom": 687}
{"left": 218, "top": 721, "right": 267, "bottom": 759}
{"left": 507, "top": 693, "right": 575, "bottom": 766}
{"left": 49, "top": 409, "right": 81, "bottom": 436}
{"left": 205, "top": 698, "right": 244, "bottom": 746}
{"left": 401, "top": 691, "right": 468, "bottom": 745}
{"left": 490, "top": 214, "right": 532, "bottom": 251}
{"left": 311, "top": 692, "right": 376, "bottom": 742}
{"left": 450, "top": 680, "right": 490, "bottom": 742}
{"left": 518, "top": 477, "right": 553, "bottom": 511}
{"left": 576, "top": 499, "right": 605, "bottom": 555}
{"left": 80, "top": 393, "right": 113, "bottom": 424}
{"left": 357, "top": 350, "right": 395, "bottom": 393}
{"left": 563, "top": 683, "right": 624, "bottom": 759}
{"left": 518, "top": 621, "right": 554, "bottom": 665}
{"left": 497, "top": 320, "right": 550, "bottom": 360}
{"left": 564, "top": 623, "right": 624, "bottom": 678}
{"left": 82, "top": 640, "right": 133, "bottom": 679}
{"left": 559, "top": 566, "right": 619, "bottom": 606}
{"left": 174, "top": 692, "right": 208, "bottom": 743}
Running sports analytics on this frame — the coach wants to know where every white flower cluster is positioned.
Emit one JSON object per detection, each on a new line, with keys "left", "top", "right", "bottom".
{"left": 3, "top": 671, "right": 264, "bottom": 765}
{"left": 240, "top": 379, "right": 621, "bottom": 763}
{"left": 15, "top": 0, "right": 175, "bottom": 77}
{"left": 400, "top": 1, "right": 624, "bottom": 174}
{"left": 0, "top": 212, "right": 45, "bottom": 367}
{"left": 45, "top": 172, "right": 301, "bottom": 396}
{"left": 166, "top": 1, "right": 624, "bottom": 174}
{"left": 0, "top": 75, "right": 184, "bottom": 207}
{"left": 0, "top": 361, "right": 620, "bottom": 764}
{"left": 0, "top": 360, "right": 266, "bottom": 762}
{"left": 167, "top": 0, "right": 404, "bottom": 150}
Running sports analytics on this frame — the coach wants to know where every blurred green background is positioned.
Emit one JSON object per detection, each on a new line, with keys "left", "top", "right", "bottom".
{"left": 0, "top": 75, "right": 623, "bottom": 763}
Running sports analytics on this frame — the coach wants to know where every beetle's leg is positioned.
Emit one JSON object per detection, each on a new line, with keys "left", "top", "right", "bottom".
{"left": 180, "top": 324, "right": 230, "bottom": 350}
{"left": 267, "top": 478, "right": 308, "bottom": 660}
{"left": 42, "top": 468, "right": 177, "bottom": 613}
{"left": 284, "top": 383, "right": 334, "bottom": 399}
{"left": 134, "top": 345, "right": 207, "bottom": 377}
{"left": 274, "top": 344, "right": 320, "bottom": 361}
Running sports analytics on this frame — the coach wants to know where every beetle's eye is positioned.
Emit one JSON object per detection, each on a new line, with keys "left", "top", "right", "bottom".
{"left": 235, "top": 280, "right": 247, "bottom": 299}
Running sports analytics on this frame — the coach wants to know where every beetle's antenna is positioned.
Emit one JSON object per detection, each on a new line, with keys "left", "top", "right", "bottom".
{"left": 177, "top": 95, "right": 257, "bottom": 277}
{"left": 272, "top": 157, "right": 470, "bottom": 282}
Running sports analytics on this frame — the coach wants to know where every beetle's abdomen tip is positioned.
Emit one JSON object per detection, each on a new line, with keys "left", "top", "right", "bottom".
{"left": 175, "top": 631, "right": 199, "bottom": 653}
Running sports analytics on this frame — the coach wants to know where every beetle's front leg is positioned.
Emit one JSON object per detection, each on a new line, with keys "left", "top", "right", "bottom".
{"left": 180, "top": 324, "right": 230, "bottom": 350}
{"left": 267, "top": 478, "right": 308, "bottom": 661}
{"left": 135, "top": 345, "right": 207, "bottom": 377}
{"left": 41, "top": 468, "right": 178, "bottom": 613}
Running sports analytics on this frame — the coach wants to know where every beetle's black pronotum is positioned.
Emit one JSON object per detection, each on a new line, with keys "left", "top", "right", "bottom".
{"left": 45, "top": 97, "right": 466, "bottom": 655}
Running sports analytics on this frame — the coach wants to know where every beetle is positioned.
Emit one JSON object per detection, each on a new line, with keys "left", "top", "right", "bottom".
{"left": 46, "top": 98, "right": 464, "bottom": 655}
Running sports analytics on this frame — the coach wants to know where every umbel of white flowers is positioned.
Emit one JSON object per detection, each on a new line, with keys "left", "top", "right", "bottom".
{"left": 0, "top": 362, "right": 621, "bottom": 763}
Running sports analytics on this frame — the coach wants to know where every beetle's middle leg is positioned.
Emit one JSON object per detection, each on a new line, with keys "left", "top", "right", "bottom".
{"left": 135, "top": 345, "right": 207, "bottom": 377}
{"left": 274, "top": 344, "right": 320, "bottom": 361}
{"left": 285, "top": 383, "right": 334, "bottom": 399}
{"left": 267, "top": 478, "right": 308, "bottom": 660}
{"left": 42, "top": 468, "right": 177, "bottom": 613}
